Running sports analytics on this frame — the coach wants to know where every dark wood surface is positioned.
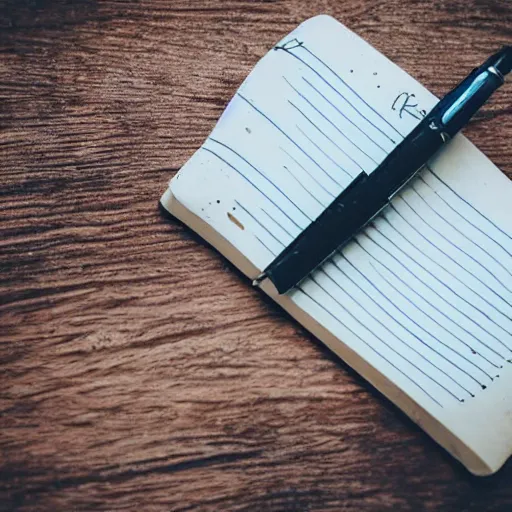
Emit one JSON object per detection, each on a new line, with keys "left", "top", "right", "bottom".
{"left": 1, "top": 1, "right": 511, "bottom": 510}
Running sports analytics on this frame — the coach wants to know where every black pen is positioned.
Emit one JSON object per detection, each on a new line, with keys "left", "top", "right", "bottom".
{"left": 255, "top": 46, "right": 512, "bottom": 295}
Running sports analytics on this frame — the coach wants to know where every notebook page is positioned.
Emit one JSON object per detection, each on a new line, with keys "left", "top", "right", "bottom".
{"left": 169, "top": 16, "right": 512, "bottom": 446}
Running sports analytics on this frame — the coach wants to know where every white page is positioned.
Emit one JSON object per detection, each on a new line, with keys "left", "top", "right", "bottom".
{"left": 168, "top": 15, "right": 512, "bottom": 469}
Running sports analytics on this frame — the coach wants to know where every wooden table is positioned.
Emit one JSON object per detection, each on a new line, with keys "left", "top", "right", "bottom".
{"left": 1, "top": 1, "right": 511, "bottom": 510}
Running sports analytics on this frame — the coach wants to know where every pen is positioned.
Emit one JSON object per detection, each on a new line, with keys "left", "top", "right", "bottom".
{"left": 255, "top": 46, "right": 512, "bottom": 295}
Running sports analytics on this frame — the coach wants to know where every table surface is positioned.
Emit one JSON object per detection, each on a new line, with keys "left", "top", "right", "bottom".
{"left": 1, "top": 1, "right": 512, "bottom": 510}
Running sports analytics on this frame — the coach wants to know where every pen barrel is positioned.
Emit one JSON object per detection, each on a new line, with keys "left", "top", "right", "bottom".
{"left": 367, "top": 123, "right": 443, "bottom": 197}
{"left": 263, "top": 46, "right": 511, "bottom": 295}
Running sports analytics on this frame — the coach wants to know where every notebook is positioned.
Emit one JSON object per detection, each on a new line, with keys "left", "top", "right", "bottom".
{"left": 160, "top": 15, "right": 512, "bottom": 475}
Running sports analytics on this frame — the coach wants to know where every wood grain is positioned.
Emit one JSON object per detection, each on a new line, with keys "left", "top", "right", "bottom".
{"left": 1, "top": 1, "right": 511, "bottom": 510}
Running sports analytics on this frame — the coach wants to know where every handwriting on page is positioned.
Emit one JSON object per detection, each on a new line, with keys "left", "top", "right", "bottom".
{"left": 392, "top": 92, "right": 427, "bottom": 120}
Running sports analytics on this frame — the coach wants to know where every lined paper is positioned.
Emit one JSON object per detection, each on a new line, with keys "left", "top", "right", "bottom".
{"left": 170, "top": 15, "right": 512, "bottom": 412}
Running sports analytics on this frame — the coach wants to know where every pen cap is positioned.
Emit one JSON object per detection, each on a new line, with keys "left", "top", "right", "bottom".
{"left": 438, "top": 46, "right": 510, "bottom": 137}
{"left": 486, "top": 45, "right": 512, "bottom": 77}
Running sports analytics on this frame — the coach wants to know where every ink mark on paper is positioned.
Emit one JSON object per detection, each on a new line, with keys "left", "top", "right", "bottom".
{"left": 228, "top": 212, "right": 244, "bottom": 230}
{"left": 275, "top": 38, "right": 304, "bottom": 52}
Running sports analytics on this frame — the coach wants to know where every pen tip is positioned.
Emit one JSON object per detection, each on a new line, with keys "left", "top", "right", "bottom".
{"left": 252, "top": 272, "right": 267, "bottom": 287}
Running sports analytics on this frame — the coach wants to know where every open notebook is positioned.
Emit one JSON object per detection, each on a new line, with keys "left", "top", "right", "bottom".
{"left": 161, "top": 16, "right": 512, "bottom": 475}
